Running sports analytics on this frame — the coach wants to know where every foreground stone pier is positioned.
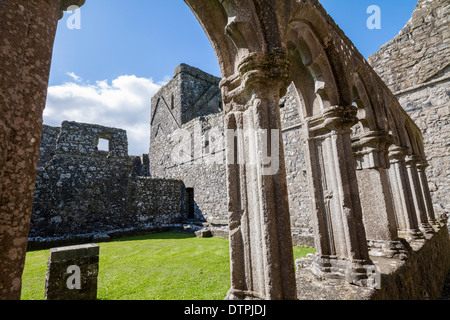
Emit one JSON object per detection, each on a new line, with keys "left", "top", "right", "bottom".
{"left": 0, "top": 0, "right": 86, "bottom": 300}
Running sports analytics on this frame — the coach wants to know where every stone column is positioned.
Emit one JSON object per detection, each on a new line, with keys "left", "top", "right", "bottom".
{"left": 405, "top": 155, "right": 435, "bottom": 235}
{"left": 301, "top": 105, "right": 374, "bottom": 287}
{"left": 352, "top": 131, "right": 407, "bottom": 259}
{"left": 221, "top": 53, "right": 297, "bottom": 300}
{"left": 416, "top": 160, "right": 440, "bottom": 229}
{"left": 387, "top": 146, "right": 424, "bottom": 241}
{"left": 0, "top": 0, "right": 85, "bottom": 300}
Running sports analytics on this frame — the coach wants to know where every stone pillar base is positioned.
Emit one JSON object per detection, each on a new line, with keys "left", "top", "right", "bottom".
{"left": 367, "top": 239, "right": 409, "bottom": 260}
{"left": 296, "top": 226, "right": 450, "bottom": 300}
{"left": 398, "top": 228, "right": 425, "bottom": 242}
{"left": 296, "top": 254, "right": 377, "bottom": 288}
{"left": 225, "top": 289, "right": 266, "bottom": 300}
{"left": 419, "top": 223, "right": 436, "bottom": 235}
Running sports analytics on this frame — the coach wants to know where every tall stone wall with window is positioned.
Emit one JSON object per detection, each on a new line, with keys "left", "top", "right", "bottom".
{"left": 368, "top": 0, "right": 449, "bottom": 227}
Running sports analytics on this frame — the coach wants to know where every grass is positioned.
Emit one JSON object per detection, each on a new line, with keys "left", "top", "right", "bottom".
{"left": 21, "top": 232, "right": 316, "bottom": 300}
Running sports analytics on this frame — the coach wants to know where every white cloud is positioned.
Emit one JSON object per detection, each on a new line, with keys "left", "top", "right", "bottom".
{"left": 66, "top": 72, "right": 82, "bottom": 82}
{"left": 44, "top": 73, "right": 166, "bottom": 156}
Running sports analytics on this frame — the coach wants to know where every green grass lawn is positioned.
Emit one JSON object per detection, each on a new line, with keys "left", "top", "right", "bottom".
{"left": 21, "top": 232, "right": 316, "bottom": 300}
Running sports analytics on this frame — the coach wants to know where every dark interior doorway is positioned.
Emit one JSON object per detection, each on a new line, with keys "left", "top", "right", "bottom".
{"left": 186, "top": 188, "right": 195, "bottom": 219}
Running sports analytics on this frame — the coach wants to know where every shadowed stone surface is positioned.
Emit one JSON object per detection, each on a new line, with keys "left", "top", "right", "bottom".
{"left": 45, "top": 244, "right": 99, "bottom": 300}
{"left": 368, "top": 0, "right": 450, "bottom": 230}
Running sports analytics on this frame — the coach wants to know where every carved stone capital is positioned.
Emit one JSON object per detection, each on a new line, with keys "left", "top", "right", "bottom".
{"left": 388, "top": 145, "right": 409, "bottom": 163}
{"left": 416, "top": 159, "right": 429, "bottom": 171}
{"left": 352, "top": 130, "right": 391, "bottom": 169}
{"left": 306, "top": 105, "right": 358, "bottom": 136}
{"left": 220, "top": 52, "right": 290, "bottom": 112}
{"left": 405, "top": 154, "right": 422, "bottom": 167}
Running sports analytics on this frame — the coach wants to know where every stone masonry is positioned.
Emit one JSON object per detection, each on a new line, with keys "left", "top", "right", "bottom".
{"left": 44, "top": 244, "right": 99, "bottom": 300}
{"left": 149, "top": 64, "right": 228, "bottom": 232}
{"left": 151, "top": 0, "right": 449, "bottom": 247}
{"left": 149, "top": 65, "right": 313, "bottom": 245}
{"left": 368, "top": 0, "right": 450, "bottom": 229}
{"left": 29, "top": 121, "right": 187, "bottom": 248}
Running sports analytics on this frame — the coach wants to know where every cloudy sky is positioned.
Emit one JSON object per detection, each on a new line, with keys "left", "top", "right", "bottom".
{"left": 47, "top": 0, "right": 418, "bottom": 156}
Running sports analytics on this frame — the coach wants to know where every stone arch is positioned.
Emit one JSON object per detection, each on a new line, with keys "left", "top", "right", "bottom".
{"left": 188, "top": 0, "right": 297, "bottom": 300}
{"left": 351, "top": 73, "right": 378, "bottom": 135}
{"left": 285, "top": 15, "right": 375, "bottom": 286}
{"left": 286, "top": 20, "right": 339, "bottom": 119}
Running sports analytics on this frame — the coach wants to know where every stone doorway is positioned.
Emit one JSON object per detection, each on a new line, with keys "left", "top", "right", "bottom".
{"left": 186, "top": 188, "right": 195, "bottom": 220}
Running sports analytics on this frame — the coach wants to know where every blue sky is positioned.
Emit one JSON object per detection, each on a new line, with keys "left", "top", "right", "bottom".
{"left": 46, "top": 0, "right": 419, "bottom": 155}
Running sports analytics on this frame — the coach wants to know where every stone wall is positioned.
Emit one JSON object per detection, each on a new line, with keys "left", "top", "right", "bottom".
{"left": 38, "top": 125, "right": 60, "bottom": 168}
{"left": 150, "top": 95, "right": 229, "bottom": 234}
{"left": 368, "top": 0, "right": 449, "bottom": 226}
{"left": 32, "top": 0, "right": 447, "bottom": 251}
{"left": 149, "top": 65, "right": 314, "bottom": 245}
{"left": 29, "top": 121, "right": 187, "bottom": 248}
{"left": 280, "top": 86, "right": 313, "bottom": 246}
{"left": 150, "top": 0, "right": 449, "bottom": 246}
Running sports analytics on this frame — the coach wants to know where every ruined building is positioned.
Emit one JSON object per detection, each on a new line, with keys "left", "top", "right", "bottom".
{"left": 28, "top": 121, "right": 188, "bottom": 249}
{"left": 1, "top": 0, "right": 449, "bottom": 300}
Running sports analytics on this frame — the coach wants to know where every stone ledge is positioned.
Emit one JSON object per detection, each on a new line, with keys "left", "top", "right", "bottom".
{"left": 296, "top": 225, "right": 450, "bottom": 300}
{"left": 49, "top": 244, "right": 99, "bottom": 261}
{"left": 45, "top": 243, "right": 99, "bottom": 300}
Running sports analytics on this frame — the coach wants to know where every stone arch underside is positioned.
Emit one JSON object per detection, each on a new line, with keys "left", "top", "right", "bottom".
{"left": 0, "top": 0, "right": 446, "bottom": 300}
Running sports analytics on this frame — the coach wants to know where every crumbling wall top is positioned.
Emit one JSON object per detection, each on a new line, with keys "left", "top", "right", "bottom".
{"left": 368, "top": 0, "right": 449, "bottom": 93}
{"left": 55, "top": 121, "right": 128, "bottom": 158}
{"left": 174, "top": 63, "right": 221, "bottom": 85}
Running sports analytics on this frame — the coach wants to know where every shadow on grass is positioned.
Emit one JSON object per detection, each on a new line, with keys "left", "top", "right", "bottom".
{"left": 109, "top": 231, "right": 197, "bottom": 243}
{"left": 26, "top": 230, "right": 199, "bottom": 252}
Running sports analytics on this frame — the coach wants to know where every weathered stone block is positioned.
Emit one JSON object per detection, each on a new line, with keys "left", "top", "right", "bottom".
{"left": 195, "top": 229, "right": 213, "bottom": 238}
{"left": 44, "top": 244, "right": 99, "bottom": 300}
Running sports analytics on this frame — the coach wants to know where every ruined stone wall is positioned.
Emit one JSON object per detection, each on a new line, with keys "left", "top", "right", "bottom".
{"left": 280, "top": 86, "right": 314, "bottom": 246}
{"left": 368, "top": 0, "right": 450, "bottom": 225}
{"left": 38, "top": 124, "right": 60, "bottom": 168}
{"left": 178, "top": 64, "right": 222, "bottom": 124}
{"left": 149, "top": 0, "right": 448, "bottom": 246}
{"left": 149, "top": 64, "right": 228, "bottom": 231}
{"left": 149, "top": 64, "right": 223, "bottom": 172}
{"left": 29, "top": 121, "right": 186, "bottom": 247}
{"left": 151, "top": 109, "right": 229, "bottom": 230}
